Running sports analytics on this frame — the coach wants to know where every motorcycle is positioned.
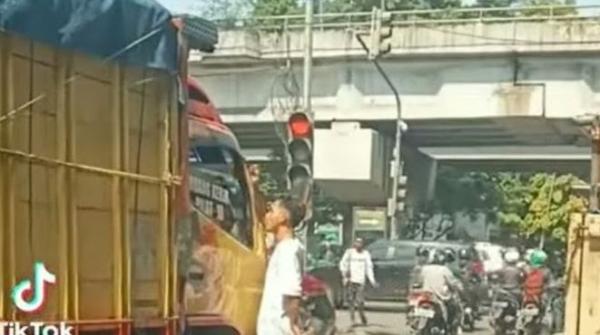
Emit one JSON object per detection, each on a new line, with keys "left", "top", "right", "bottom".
{"left": 407, "top": 287, "right": 459, "bottom": 335}
{"left": 548, "top": 279, "right": 565, "bottom": 333}
{"left": 517, "top": 299, "right": 551, "bottom": 335}
{"left": 461, "top": 276, "right": 482, "bottom": 331}
{"left": 490, "top": 288, "right": 520, "bottom": 335}
{"left": 301, "top": 274, "right": 337, "bottom": 335}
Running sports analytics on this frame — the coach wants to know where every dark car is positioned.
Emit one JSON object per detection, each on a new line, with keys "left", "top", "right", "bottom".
{"left": 309, "top": 239, "right": 485, "bottom": 305}
{"left": 365, "top": 239, "right": 480, "bottom": 301}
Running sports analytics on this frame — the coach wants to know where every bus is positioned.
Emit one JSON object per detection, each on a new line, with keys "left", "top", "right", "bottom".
{"left": 180, "top": 78, "right": 267, "bottom": 335}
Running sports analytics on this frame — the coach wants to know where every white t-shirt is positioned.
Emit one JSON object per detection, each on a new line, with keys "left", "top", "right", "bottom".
{"left": 339, "top": 248, "right": 375, "bottom": 285}
{"left": 257, "top": 238, "right": 304, "bottom": 335}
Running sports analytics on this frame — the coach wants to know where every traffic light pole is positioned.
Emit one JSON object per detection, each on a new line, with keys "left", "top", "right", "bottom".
{"left": 303, "top": 0, "right": 313, "bottom": 115}
{"left": 356, "top": 34, "right": 403, "bottom": 239}
{"left": 590, "top": 120, "right": 600, "bottom": 212}
{"left": 302, "top": 0, "right": 314, "bottom": 268}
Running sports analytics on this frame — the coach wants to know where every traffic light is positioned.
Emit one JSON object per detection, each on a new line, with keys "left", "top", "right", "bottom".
{"left": 396, "top": 175, "right": 407, "bottom": 212}
{"left": 369, "top": 8, "right": 393, "bottom": 60}
{"left": 287, "top": 112, "right": 313, "bottom": 205}
{"left": 387, "top": 174, "right": 407, "bottom": 216}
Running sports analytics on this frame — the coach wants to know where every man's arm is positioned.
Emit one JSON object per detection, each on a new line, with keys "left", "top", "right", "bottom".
{"left": 444, "top": 267, "right": 463, "bottom": 292}
{"left": 365, "top": 251, "right": 377, "bottom": 286}
{"left": 283, "top": 296, "right": 302, "bottom": 335}
{"left": 339, "top": 249, "right": 350, "bottom": 279}
{"left": 280, "top": 245, "right": 304, "bottom": 335}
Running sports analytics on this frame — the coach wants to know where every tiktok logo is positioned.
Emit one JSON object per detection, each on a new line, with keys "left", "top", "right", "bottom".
{"left": 11, "top": 262, "right": 56, "bottom": 313}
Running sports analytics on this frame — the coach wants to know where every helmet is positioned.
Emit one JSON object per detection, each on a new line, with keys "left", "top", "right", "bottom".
{"left": 443, "top": 248, "right": 456, "bottom": 264}
{"left": 416, "top": 246, "right": 429, "bottom": 258}
{"left": 458, "top": 248, "right": 470, "bottom": 260}
{"left": 432, "top": 249, "right": 446, "bottom": 265}
{"left": 504, "top": 249, "right": 520, "bottom": 264}
{"left": 529, "top": 249, "right": 548, "bottom": 268}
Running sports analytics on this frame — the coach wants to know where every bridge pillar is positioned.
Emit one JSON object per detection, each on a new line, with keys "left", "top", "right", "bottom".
{"left": 401, "top": 145, "right": 437, "bottom": 222}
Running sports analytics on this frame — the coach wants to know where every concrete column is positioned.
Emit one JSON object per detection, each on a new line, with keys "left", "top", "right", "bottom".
{"left": 401, "top": 145, "right": 438, "bottom": 210}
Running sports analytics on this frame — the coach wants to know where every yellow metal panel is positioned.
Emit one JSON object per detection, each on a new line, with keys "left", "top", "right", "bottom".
{"left": 65, "top": 53, "right": 79, "bottom": 321}
{"left": 185, "top": 221, "right": 266, "bottom": 335}
{"left": 0, "top": 33, "right": 8, "bottom": 320}
{"left": 111, "top": 66, "right": 124, "bottom": 319}
{"left": 158, "top": 80, "right": 170, "bottom": 318}
{"left": 121, "top": 70, "right": 132, "bottom": 319}
{"left": 55, "top": 51, "right": 70, "bottom": 320}
{"left": 1, "top": 32, "right": 178, "bottom": 326}
{"left": 1, "top": 33, "right": 17, "bottom": 321}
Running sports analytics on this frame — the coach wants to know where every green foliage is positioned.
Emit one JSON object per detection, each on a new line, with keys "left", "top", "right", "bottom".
{"left": 430, "top": 168, "right": 586, "bottom": 242}
{"left": 433, "top": 166, "right": 500, "bottom": 216}
{"left": 253, "top": 0, "right": 301, "bottom": 16}
{"left": 516, "top": 174, "right": 586, "bottom": 241}
{"left": 520, "top": 0, "right": 577, "bottom": 16}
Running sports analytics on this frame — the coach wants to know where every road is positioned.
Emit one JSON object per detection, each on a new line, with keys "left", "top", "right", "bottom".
{"left": 336, "top": 302, "right": 493, "bottom": 335}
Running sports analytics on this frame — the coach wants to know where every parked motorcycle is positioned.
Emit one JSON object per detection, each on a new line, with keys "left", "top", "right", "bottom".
{"left": 490, "top": 288, "right": 520, "bottom": 335}
{"left": 407, "top": 287, "right": 460, "bottom": 335}
{"left": 301, "top": 274, "right": 336, "bottom": 335}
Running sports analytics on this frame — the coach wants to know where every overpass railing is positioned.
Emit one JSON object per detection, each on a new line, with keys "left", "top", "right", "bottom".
{"left": 214, "top": 5, "right": 600, "bottom": 30}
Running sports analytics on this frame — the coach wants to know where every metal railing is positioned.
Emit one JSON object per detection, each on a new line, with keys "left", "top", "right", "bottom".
{"left": 214, "top": 5, "right": 600, "bottom": 30}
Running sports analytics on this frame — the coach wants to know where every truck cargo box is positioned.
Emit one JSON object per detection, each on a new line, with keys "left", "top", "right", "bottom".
{"left": 0, "top": 32, "right": 180, "bottom": 333}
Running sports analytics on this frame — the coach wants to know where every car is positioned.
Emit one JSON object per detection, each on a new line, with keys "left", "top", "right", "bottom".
{"left": 474, "top": 242, "right": 505, "bottom": 274}
{"left": 309, "top": 239, "right": 490, "bottom": 305}
{"left": 365, "top": 239, "right": 476, "bottom": 301}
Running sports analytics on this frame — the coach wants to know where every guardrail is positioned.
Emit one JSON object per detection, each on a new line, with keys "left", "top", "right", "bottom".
{"left": 214, "top": 5, "right": 600, "bottom": 30}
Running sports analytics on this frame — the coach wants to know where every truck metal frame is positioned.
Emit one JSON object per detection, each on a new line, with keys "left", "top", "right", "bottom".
{"left": 0, "top": 32, "right": 180, "bottom": 335}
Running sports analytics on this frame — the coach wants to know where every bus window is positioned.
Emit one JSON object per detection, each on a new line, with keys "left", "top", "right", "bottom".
{"left": 188, "top": 145, "right": 253, "bottom": 248}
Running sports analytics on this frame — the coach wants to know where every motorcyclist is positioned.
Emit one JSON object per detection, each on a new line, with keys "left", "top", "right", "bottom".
{"left": 492, "top": 249, "right": 524, "bottom": 302}
{"left": 457, "top": 248, "right": 480, "bottom": 318}
{"left": 522, "top": 249, "right": 553, "bottom": 306}
{"left": 409, "top": 246, "right": 430, "bottom": 289}
{"left": 419, "top": 248, "right": 463, "bottom": 332}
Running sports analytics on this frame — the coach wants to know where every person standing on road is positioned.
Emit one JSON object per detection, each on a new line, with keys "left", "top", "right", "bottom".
{"left": 339, "top": 238, "right": 378, "bottom": 326}
{"left": 257, "top": 197, "right": 307, "bottom": 335}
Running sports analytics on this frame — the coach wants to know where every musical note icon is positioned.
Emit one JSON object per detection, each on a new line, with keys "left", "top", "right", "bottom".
{"left": 11, "top": 262, "right": 56, "bottom": 313}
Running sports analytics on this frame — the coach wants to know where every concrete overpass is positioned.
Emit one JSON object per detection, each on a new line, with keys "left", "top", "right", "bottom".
{"left": 191, "top": 6, "right": 600, "bottom": 203}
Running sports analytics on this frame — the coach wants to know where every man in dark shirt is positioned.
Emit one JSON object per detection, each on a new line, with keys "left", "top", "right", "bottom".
{"left": 493, "top": 249, "right": 524, "bottom": 300}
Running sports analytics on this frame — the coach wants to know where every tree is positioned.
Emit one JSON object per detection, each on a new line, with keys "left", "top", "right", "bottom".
{"left": 409, "top": 167, "right": 586, "bottom": 244}
{"left": 253, "top": 0, "right": 301, "bottom": 17}
{"left": 492, "top": 172, "right": 587, "bottom": 244}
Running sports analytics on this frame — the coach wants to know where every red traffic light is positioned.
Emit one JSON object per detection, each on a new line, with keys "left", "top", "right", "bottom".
{"left": 288, "top": 112, "right": 312, "bottom": 138}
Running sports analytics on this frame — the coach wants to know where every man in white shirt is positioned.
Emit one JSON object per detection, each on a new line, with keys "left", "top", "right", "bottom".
{"left": 257, "top": 196, "right": 306, "bottom": 335}
{"left": 339, "top": 238, "right": 377, "bottom": 325}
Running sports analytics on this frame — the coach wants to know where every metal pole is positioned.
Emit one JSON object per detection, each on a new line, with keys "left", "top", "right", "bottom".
{"left": 303, "top": 0, "right": 314, "bottom": 115}
{"left": 591, "top": 120, "right": 600, "bottom": 211}
{"left": 356, "top": 34, "right": 402, "bottom": 240}
{"left": 302, "top": 0, "right": 314, "bottom": 270}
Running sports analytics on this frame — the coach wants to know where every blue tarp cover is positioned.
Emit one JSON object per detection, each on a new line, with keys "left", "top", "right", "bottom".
{"left": 0, "top": 0, "right": 179, "bottom": 72}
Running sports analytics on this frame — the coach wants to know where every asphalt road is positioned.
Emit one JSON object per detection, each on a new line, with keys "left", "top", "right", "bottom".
{"left": 336, "top": 302, "right": 494, "bottom": 335}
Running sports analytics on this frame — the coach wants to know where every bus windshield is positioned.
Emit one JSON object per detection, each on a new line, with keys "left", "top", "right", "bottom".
{"left": 188, "top": 144, "right": 252, "bottom": 247}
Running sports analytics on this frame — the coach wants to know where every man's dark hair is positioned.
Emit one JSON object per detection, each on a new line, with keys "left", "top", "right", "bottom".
{"left": 280, "top": 196, "right": 306, "bottom": 227}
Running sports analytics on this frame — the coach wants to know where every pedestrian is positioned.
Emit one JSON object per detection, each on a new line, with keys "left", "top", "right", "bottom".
{"left": 339, "top": 237, "right": 378, "bottom": 326}
{"left": 257, "top": 196, "right": 307, "bottom": 335}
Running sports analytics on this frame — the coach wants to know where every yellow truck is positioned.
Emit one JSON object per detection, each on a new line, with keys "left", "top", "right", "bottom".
{"left": 0, "top": 2, "right": 267, "bottom": 335}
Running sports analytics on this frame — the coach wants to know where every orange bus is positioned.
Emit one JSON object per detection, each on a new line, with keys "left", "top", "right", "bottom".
{"left": 178, "top": 78, "right": 267, "bottom": 335}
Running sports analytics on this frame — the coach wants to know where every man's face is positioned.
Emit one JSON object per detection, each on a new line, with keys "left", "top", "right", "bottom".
{"left": 264, "top": 200, "right": 289, "bottom": 232}
{"left": 353, "top": 239, "right": 364, "bottom": 251}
